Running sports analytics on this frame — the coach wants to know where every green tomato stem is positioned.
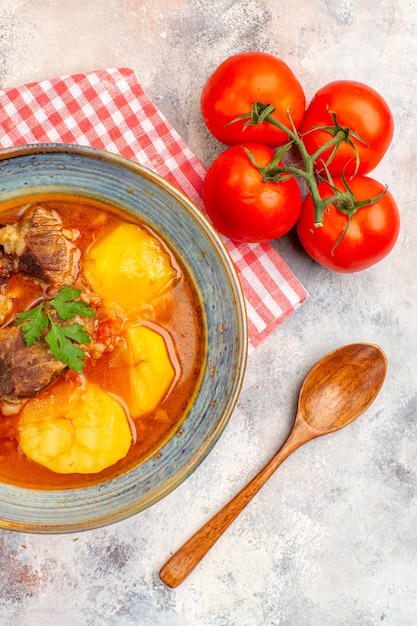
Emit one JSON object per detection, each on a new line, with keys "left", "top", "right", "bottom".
{"left": 261, "top": 112, "right": 350, "bottom": 226}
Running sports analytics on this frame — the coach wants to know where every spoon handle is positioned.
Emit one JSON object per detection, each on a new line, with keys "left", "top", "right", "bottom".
{"left": 159, "top": 416, "right": 313, "bottom": 588}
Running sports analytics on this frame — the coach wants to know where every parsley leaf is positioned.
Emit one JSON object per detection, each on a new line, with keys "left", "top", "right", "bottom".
{"left": 15, "top": 304, "right": 48, "bottom": 346}
{"left": 50, "top": 286, "right": 96, "bottom": 320}
{"left": 14, "top": 286, "right": 95, "bottom": 373}
{"left": 45, "top": 323, "right": 89, "bottom": 374}
{"left": 54, "top": 322, "right": 91, "bottom": 345}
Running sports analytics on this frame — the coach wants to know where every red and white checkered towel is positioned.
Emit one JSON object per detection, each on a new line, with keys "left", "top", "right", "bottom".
{"left": 0, "top": 67, "right": 307, "bottom": 352}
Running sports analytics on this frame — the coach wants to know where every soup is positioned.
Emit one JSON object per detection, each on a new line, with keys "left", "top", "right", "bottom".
{"left": 0, "top": 197, "right": 205, "bottom": 489}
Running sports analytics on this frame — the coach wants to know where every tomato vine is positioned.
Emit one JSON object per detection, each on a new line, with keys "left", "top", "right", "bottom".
{"left": 230, "top": 101, "right": 387, "bottom": 232}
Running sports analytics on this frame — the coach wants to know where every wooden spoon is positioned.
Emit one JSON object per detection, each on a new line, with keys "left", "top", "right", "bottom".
{"left": 159, "top": 343, "right": 387, "bottom": 588}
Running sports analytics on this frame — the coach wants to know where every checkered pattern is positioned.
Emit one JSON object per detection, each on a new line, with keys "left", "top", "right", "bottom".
{"left": 0, "top": 67, "right": 307, "bottom": 352}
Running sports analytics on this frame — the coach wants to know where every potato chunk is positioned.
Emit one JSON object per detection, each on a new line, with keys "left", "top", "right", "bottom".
{"left": 126, "top": 325, "right": 176, "bottom": 417}
{"left": 83, "top": 223, "right": 177, "bottom": 315}
{"left": 19, "top": 382, "right": 132, "bottom": 474}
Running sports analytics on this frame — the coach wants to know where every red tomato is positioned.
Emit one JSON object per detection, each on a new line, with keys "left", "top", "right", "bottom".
{"left": 299, "top": 80, "right": 394, "bottom": 176}
{"left": 202, "top": 143, "right": 302, "bottom": 243}
{"left": 297, "top": 176, "right": 400, "bottom": 272}
{"left": 96, "top": 319, "right": 114, "bottom": 343}
{"left": 201, "top": 52, "right": 306, "bottom": 147}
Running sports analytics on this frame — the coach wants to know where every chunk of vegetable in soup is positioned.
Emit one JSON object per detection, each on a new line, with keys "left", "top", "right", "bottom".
{"left": 124, "top": 324, "right": 177, "bottom": 417}
{"left": 19, "top": 381, "right": 132, "bottom": 474}
{"left": 83, "top": 222, "right": 177, "bottom": 315}
{"left": 0, "top": 198, "right": 204, "bottom": 489}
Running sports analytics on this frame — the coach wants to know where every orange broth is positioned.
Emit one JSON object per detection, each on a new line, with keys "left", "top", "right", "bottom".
{"left": 0, "top": 197, "right": 205, "bottom": 489}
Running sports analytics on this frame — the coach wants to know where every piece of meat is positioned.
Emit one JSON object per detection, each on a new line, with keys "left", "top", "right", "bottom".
{"left": 0, "top": 326, "right": 66, "bottom": 401}
{"left": 0, "top": 247, "right": 13, "bottom": 285}
{"left": 17, "top": 205, "right": 80, "bottom": 286}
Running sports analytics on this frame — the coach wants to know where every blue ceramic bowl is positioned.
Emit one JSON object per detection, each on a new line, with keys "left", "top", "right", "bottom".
{"left": 0, "top": 144, "right": 247, "bottom": 533}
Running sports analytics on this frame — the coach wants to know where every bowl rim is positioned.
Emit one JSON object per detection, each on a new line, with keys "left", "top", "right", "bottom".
{"left": 0, "top": 143, "right": 248, "bottom": 533}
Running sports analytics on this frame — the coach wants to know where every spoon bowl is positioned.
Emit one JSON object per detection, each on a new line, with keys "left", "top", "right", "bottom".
{"left": 160, "top": 343, "right": 387, "bottom": 587}
{"left": 299, "top": 342, "right": 387, "bottom": 433}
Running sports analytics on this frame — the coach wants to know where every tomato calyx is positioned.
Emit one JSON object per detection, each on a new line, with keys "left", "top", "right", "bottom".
{"left": 304, "top": 111, "right": 369, "bottom": 176}
{"left": 325, "top": 171, "right": 388, "bottom": 254}
{"left": 243, "top": 144, "right": 295, "bottom": 183}
{"left": 226, "top": 101, "right": 278, "bottom": 130}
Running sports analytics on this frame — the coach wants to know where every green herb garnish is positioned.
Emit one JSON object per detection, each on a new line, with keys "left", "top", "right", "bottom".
{"left": 15, "top": 286, "right": 95, "bottom": 374}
